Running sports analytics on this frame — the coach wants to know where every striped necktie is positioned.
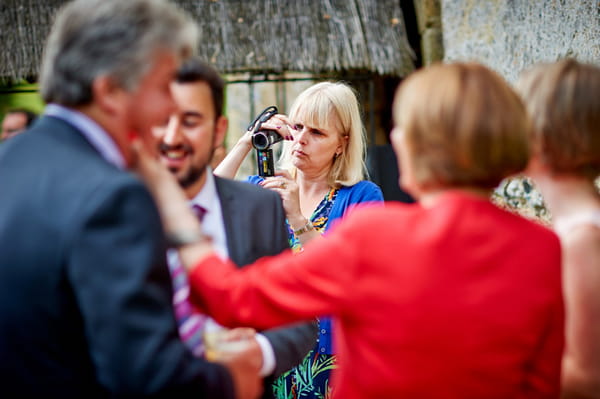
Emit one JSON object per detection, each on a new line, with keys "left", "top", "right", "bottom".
{"left": 168, "top": 203, "right": 208, "bottom": 357}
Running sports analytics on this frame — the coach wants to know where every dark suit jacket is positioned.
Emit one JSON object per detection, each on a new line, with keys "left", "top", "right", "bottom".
{"left": 0, "top": 116, "right": 234, "bottom": 398}
{"left": 214, "top": 176, "right": 317, "bottom": 378}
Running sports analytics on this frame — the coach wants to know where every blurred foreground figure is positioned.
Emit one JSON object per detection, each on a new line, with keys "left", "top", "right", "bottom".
{"left": 519, "top": 59, "right": 600, "bottom": 399}
{"left": 0, "top": 0, "right": 260, "bottom": 398}
{"left": 139, "top": 62, "right": 565, "bottom": 399}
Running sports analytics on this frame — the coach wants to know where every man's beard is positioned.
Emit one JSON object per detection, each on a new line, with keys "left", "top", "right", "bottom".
{"left": 159, "top": 141, "right": 213, "bottom": 190}
{"left": 175, "top": 165, "right": 206, "bottom": 189}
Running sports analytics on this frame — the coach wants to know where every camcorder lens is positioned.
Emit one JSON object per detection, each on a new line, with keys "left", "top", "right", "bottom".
{"left": 252, "top": 130, "right": 282, "bottom": 150}
{"left": 248, "top": 106, "right": 281, "bottom": 177}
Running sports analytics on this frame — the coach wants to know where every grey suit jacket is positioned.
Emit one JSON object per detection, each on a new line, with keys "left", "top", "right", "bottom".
{"left": 0, "top": 116, "right": 234, "bottom": 398}
{"left": 214, "top": 176, "right": 317, "bottom": 376}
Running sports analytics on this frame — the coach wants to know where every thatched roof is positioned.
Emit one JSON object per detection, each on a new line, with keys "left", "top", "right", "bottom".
{"left": 0, "top": 0, "right": 415, "bottom": 83}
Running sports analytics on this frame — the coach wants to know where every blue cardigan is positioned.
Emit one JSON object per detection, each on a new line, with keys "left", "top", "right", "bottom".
{"left": 247, "top": 176, "right": 384, "bottom": 354}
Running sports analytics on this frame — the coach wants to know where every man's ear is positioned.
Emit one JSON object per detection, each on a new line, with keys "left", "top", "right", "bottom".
{"left": 214, "top": 115, "right": 228, "bottom": 149}
{"left": 91, "top": 75, "right": 127, "bottom": 116}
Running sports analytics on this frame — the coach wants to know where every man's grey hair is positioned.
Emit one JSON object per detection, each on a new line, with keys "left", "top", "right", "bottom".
{"left": 40, "top": 0, "right": 198, "bottom": 106}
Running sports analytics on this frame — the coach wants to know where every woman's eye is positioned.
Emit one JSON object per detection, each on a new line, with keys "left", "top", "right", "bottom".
{"left": 293, "top": 124, "right": 303, "bottom": 131}
{"left": 312, "top": 129, "right": 324, "bottom": 136}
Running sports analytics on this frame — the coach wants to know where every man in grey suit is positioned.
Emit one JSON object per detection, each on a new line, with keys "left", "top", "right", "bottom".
{"left": 0, "top": 1, "right": 260, "bottom": 398}
{"left": 151, "top": 58, "right": 317, "bottom": 397}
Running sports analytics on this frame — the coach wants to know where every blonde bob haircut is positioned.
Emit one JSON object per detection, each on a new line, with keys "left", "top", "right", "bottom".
{"left": 517, "top": 59, "right": 600, "bottom": 179}
{"left": 278, "top": 81, "right": 367, "bottom": 187}
{"left": 393, "top": 62, "right": 530, "bottom": 190}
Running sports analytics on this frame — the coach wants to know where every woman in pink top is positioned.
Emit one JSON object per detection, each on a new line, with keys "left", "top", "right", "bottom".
{"left": 139, "top": 62, "right": 564, "bottom": 399}
{"left": 518, "top": 59, "right": 600, "bottom": 399}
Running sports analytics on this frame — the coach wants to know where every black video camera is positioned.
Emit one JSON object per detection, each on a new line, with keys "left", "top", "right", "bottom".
{"left": 249, "top": 106, "right": 283, "bottom": 177}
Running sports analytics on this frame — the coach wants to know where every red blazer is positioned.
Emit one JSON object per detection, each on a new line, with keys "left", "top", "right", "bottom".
{"left": 190, "top": 190, "right": 564, "bottom": 399}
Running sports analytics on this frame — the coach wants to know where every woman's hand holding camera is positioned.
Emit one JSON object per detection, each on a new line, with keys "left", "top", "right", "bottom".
{"left": 260, "top": 170, "right": 304, "bottom": 227}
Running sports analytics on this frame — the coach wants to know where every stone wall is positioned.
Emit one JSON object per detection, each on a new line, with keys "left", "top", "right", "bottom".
{"left": 442, "top": 0, "right": 599, "bottom": 82}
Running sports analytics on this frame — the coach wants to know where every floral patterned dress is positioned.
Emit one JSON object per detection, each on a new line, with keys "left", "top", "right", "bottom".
{"left": 273, "top": 188, "right": 339, "bottom": 399}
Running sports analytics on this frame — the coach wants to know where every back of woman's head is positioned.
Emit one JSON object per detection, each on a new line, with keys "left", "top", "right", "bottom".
{"left": 393, "top": 62, "right": 529, "bottom": 190}
{"left": 517, "top": 59, "right": 600, "bottom": 179}
{"left": 283, "top": 81, "right": 366, "bottom": 186}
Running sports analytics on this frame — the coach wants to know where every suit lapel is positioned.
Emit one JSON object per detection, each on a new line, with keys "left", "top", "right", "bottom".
{"left": 214, "top": 176, "right": 245, "bottom": 267}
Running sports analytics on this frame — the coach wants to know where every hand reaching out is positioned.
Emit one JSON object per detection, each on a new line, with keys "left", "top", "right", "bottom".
{"left": 130, "top": 138, "right": 202, "bottom": 238}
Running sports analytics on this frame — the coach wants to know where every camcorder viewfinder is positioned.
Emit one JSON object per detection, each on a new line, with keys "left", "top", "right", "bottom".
{"left": 249, "top": 105, "right": 282, "bottom": 177}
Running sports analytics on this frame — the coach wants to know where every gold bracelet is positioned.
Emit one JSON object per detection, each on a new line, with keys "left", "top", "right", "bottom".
{"left": 293, "top": 220, "right": 314, "bottom": 236}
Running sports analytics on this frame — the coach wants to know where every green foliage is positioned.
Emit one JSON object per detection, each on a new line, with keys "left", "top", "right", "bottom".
{"left": 0, "top": 81, "right": 45, "bottom": 122}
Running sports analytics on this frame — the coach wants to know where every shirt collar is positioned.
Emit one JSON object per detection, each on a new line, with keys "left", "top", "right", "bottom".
{"left": 45, "top": 104, "right": 126, "bottom": 169}
{"left": 189, "top": 167, "right": 217, "bottom": 210}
